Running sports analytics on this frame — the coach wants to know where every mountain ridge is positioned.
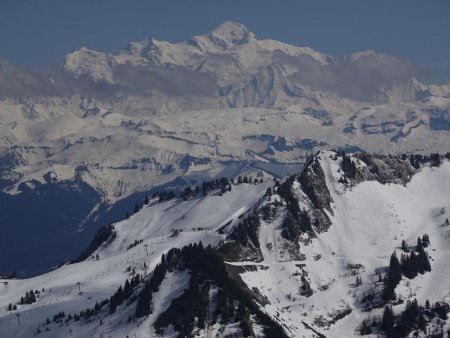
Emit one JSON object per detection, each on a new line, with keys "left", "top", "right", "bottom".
{"left": 1, "top": 21, "right": 449, "bottom": 276}
{"left": 1, "top": 151, "right": 450, "bottom": 337}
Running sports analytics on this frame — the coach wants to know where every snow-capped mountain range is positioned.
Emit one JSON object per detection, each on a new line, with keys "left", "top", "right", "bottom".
{"left": 1, "top": 21, "right": 449, "bottom": 275}
{"left": 1, "top": 21, "right": 449, "bottom": 200}
{"left": 1, "top": 151, "right": 449, "bottom": 338}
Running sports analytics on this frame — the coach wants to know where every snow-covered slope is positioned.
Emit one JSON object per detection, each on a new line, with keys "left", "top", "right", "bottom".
{"left": 1, "top": 151, "right": 450, "bottom": 337}
{"left": 1, "top": 20, "right": 450, "bottom": 285}
{"left": 0, "top": 181, "right": 271, "bottom": 337}
{"left": 1, "top": 22, "right": 449, "bottom": 205}
{"left": 235, "top": 152, "right": 450, "bottom": 337}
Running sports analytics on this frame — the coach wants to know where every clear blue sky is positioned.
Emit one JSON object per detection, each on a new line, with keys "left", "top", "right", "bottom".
{"left": 1, "top": 0, "right": 449, "bottom": 83}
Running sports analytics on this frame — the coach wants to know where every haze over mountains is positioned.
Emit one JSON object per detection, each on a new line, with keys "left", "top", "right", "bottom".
{"left": 0, "top": 21, "right": 449, "bottom": 276}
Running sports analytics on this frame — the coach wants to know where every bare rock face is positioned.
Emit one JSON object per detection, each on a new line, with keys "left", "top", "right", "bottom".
{"left": 218, "top": 211, "right": 263, "bottom": 262}
{"left": 297, "top": 155, "right": 334, "bottom": 233}
{"left": 354, "top": 153, "right": 416, "bottom": 185}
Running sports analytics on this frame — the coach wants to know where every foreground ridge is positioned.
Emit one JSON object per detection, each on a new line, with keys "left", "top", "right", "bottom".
{"left": 1, "top": 151, "right": 450, "bottom": 337}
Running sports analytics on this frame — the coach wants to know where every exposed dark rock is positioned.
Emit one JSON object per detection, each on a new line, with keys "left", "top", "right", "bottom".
{"left": 297, "top": 154, "right": 333, "bottom": 233}
{"left": 354, "top": 153, "right": 416, "bottom": 185}
{"left": 218, "top": 212, "right": 263, "bottom": 262}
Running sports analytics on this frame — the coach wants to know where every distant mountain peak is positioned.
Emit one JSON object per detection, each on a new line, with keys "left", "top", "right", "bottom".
{"left": 204, "top": 21, "right": 256, "bottom": 50}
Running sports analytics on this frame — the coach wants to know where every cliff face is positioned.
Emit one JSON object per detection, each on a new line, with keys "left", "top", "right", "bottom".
{"left": 297, "top": 155, "right": 334, "bottom": 233}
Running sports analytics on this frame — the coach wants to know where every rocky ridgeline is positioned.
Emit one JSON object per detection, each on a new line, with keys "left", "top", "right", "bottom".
{"left": 217, "top": 151, "right": 448, "bottom": 264}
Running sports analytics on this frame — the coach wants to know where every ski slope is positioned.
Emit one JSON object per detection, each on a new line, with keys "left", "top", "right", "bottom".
{"left": 0, "top": 182, "right": 270, "bottom": 338}
{"left": 1, "top": 152, "right": 450, "bottom": 337}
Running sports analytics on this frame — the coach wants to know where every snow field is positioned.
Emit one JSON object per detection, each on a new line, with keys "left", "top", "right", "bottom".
{"left": 0, "top": 182, "right": 269, "bottom": 338}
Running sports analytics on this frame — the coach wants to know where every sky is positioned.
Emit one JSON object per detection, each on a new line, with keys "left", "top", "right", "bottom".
{"left": 0, "top": 0, "right": 449, "bottom": 83}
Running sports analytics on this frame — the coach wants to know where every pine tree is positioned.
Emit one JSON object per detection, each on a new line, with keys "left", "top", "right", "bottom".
{"left": 181, "top": 186, "right": 193, "bottom": 200}
{"left": 381, "top": 306, "right": 395, "bottom": 336}
{"left": 30, "top": 290, "right": 36, "bottom": 303}
{"left": 133, "top": 203, "right": 140, "bottom": 214}
{"left": 383, "top": 252, "right": 402, "bottom": 301}
{"left": 150, "top": 263, "right": 165, "bottom": 292}
{"left": 430, "top": 153, "right": 441, "bottom": 167}
{"left": 135, "top": 281, "right": 153, "bottom": 317}
{"left": 402, "top": 239, "right": 408, "bottom": 252}
{"left": 417, "top": 312, "right": 427, "bottom": 331}
{"left": 237, "top": 303, "right": 252, "bottom": 336}
{"left": 382, "top": 282, "right": 396, "bottom": 302}
{"left": 109, "top": 296, "right": 117, "bottom": 314}
{"left": 360, "top": 320, "right": 371, "bottom": 335}
{"left": 417, "top": 246, "right": 431, "bottom": 273}
{"left": 117, "top": 285, "right": 124, "bottom": 303}
{"left": 416, "top": 237, "right": 423, "bottom": 252}
{"left": 299, "top": 276, "right": 313, "bottom": 296}
{"left": 389, "top": 252, "right": 402, "bottom": 285}
{"left": 124, "top": 279, "right": 131, "bottom": 299}
{"left": 433, "top": 302, "right": 449, "bottom": 320}
{"left": 403, "top": 252, "right": 419, "bottom": 279}
{"left": 422, "top": 233, "right": 430, "bottom": 246}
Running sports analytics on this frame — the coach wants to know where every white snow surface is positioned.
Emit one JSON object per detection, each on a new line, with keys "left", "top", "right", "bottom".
{"left": 1, "top": 21, "right": 449, "bottom": 205}
{"left": 233, "top": 152, "right": 450, "bottom": 337}
{"left": 1, "top": 152, "right": 450, "bottom": 337}
{"left": 0, "top": 182, "right": 269, "bottom": 338}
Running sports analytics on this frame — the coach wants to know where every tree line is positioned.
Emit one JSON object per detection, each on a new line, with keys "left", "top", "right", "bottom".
{"left": 72, "top": 224, "right": 116, "bottom": 263}
{"left": 146, "top": 242, "right": 287, "bottom": 338}
{"left": 383, "top": 235, "right": 431, "bottom": 302}
{"left": 361, "top": 299, "right": 449, "bottom": 337}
